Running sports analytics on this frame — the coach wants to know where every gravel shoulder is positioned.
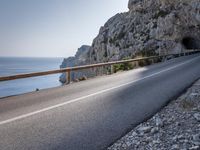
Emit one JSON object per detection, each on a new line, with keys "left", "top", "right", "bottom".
{"left": 108, "top": 79, "right": 200, "bottom": 150}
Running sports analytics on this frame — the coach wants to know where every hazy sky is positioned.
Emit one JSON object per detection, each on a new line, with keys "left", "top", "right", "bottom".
{"left": 0, "top": 0, "right": 128, "bottom": 57}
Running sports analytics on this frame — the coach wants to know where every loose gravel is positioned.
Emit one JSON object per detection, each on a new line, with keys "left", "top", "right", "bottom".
{"left": 108, "top": 79, "right": 200, "bottom": 150}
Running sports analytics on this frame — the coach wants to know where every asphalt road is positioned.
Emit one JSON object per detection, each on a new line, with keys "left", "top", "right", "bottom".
{"left": 0, "top": 54, "right": 200, "bottom": 150}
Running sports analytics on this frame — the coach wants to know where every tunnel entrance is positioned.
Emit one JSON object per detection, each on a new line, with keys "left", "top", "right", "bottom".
{"left": 181, "top": 37, "right": 200, "bottom": 49}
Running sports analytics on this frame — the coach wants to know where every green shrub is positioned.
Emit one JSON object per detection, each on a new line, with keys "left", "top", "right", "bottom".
{"left": 113, "top": 59, "right": 134, "bottom": 73}
{"left": 138, "top": 59, "right": 152, "bottom": 67}
{"left": 79, "top": 76, "right": 87, "bottom": 81}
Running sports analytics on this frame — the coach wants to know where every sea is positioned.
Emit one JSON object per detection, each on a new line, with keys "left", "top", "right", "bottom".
{"left": 0, "top": 57, "right": 64, "bottom": 98}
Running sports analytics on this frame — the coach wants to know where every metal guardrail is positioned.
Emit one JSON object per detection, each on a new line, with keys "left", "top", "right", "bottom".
{"left": 0, "top": 50, "right": 199, "bottom": 83}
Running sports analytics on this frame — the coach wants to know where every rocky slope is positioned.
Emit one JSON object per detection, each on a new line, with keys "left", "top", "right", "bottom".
{"left": 60, "top": 0, "right": 200, "bottom": 83}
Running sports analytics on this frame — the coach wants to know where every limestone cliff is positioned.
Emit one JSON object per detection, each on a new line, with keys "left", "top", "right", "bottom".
{"left": 89, "top": 0, "right": 200, "bottom": 63}
{"left": 59, "top": 45, "right": 92, "bottom": 83}
{"left": 60, "top": 0, "right": 200, "bottom": 83}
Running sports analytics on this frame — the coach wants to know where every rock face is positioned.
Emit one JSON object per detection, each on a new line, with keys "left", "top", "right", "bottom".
{"left": 60, "top": 0, "right": 200, "bottom": 83}
{"left": 89, "top": 0, "right": 200, "bottom": 63}
{"left": 59, "top": 45, "right": 92, "bottom": 83}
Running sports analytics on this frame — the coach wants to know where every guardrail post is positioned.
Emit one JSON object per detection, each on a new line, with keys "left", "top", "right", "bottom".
{"left": 135, "top": 61, "right": 139, "bottom": 68}
{"left": 151, "top": 58, "right": 154, "bottom": 64}
{"left": 101, "top": 66, "right": 104, "bottom": 75}
{"left": 110, "top": 65, "right": 114, "bottom": 74}
{"left": 67, "top": 70, "right": 71, "bottom": 84}
{"left": 111, "top": 65, "right": 114, "bottom": 74}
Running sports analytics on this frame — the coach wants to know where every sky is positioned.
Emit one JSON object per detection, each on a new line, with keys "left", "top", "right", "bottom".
{"left": 0, "top": 0, "right": 128, "bottom": 58}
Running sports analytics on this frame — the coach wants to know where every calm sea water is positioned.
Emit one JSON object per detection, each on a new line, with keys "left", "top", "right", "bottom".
{"left": 0, "top": 57, "right": 63, "bottom": 98}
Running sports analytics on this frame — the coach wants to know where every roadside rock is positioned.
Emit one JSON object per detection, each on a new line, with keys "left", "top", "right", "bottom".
{"left": 189, "top": 146, "right": 200, "bottom": 150}
{"left": 193, "top": 113, "right": 200, "bottom": 122}
{"left": 137, "top": 126, "right": 152, "bottom": 133}
{"left": 155, "top": 116, "right": 164, "bottom": 127}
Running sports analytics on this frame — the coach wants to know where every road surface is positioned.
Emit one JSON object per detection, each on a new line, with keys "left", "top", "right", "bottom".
{"left": 0, "top": 54, "right": 200, "bottom": 150}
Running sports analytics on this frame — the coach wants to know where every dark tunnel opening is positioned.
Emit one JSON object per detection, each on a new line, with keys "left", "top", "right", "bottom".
{"left": 181, "top": 37, "right": 200, "bottom": 49}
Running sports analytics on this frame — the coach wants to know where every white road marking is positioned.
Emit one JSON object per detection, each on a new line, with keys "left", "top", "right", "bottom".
{"left": 0, "top": 56, "right": 199, "bottom": 126}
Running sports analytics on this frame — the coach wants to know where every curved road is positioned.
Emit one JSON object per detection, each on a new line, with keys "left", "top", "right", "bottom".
{"left": 0, "top": 54, "right": 200, "bottom": 150}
